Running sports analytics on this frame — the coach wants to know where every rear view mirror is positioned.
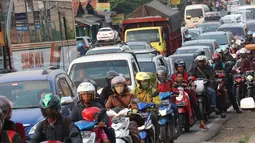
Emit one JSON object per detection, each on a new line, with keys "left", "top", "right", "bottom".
{"left": 133, "top": 98, "right": 141, "bottom": 104}
{"left": 61, "top": 96, "right": 73, "bottom": 105}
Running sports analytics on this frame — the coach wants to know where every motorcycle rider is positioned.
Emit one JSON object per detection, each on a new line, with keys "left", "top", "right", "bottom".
{"left": 222, "top": 48, "right": 236, "bottom": 64}
{"left": 132, "top": 72, "right": 160, "bottom": 139}
{"left": 0, "top": 96, "right": 26, "bottom": 142}
{"left": 171, "top": 60, "right": 208, "bottom": 129}
{"left": 240, "top": 50, "right": 255, "bottom": 72}
{"left": 30, "top": 93, "right": 82, "bottom": 143}
{"left": 188, "top": 48, "right": 209, "bottom": 73}
{"left": 100, "top": 71, "right": 119, "bottom": 103}
{"left": 233, "top": 48, "right": 247, "bottom": 72}
{"left": 72, "top": 81, "right": 114, "bottom": 143}
{"left": 0, "top": 109, "right": 23, "bottom": 143}
{"left": 190, "top": 56, "right": 218, "bottom": 112}
{"left": 105, "top": 75, "right": 140, "bottom": 143}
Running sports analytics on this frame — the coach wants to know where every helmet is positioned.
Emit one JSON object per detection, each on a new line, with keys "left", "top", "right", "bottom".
{"left": 39, "top": 93, "right": 61, "bottom": 118}
{"left": 174, "top": 59, "right": 186, "bottom": 70}
{"left": 111, "top": 75, "right": 127, "bottom": 88}
{"left": 223, "top": 48, "right": 230, "bottom": 55}
{"left": 194, "top": 48, "right": 205, "bottom": 58}
{"left": 212, "top": 53, "right": 222, "bottom": 61}
{"left": 240, "top": 48, "right": 247, "bottom": 54}
{"left": 0, "top": 96, "right": 12, "bottom": 120}
{"left": 83, "top": 79, "right": 97, "bottom": 90}
{"left": 82, "top": 107, "right": 100, "bottom": 121}
{"left": 195, "top": 55, "right": 207, "bottom": 63}
{"left": 135, "top": 72, "right": 150, "bottom": 81}
{"left": 106, "top": 71, "right": 118, "bottom": 80}
{"left": 156, "top": 66, "right": 168, "bottom": 76}
{"left": 77, "top": 82, "right": 96, "bottom": 94}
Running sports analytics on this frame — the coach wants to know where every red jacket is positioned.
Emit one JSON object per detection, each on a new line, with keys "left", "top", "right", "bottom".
{"left": 158, "top": 80, "right": 172, "bottom": 92}
{"left": 172, "top": 72, "right": 189, "bottom": 83}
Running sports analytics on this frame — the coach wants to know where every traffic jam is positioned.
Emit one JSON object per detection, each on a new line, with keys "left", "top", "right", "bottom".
{"left": 0, "top": 0, "right": 255, "bottom": 143}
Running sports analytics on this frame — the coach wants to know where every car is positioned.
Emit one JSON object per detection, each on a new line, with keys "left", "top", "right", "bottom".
{"left": 232, "top": 10, "right": 255, "bottom": 21}
{"left": 195, "top": 22, "right": 221, "bottom": 32}
{"left": 76, "top": 36, "right": 94, "bottom": 49}
{"left": 182, "top": 39, "right": 219, "bottom": 54}
{"left": 0, "top": 67, "right": 76, "bottom": 136}
{"left": 226, "top": 0, "right": 240, "bottom": 12}
{"left": 246, "top": 20, "right": 255, "bottom": 43}
{"left": 217, "top": 23, "right": 247, "bottom": 43}
{"left": 68, "top": 52, "right": 140, "bottom": 91}
{"left": 126, "top": 41, "right": 154, "bottom": 50}
{"left": 188, "top": 28, "right": 203, "bottom": 40}
{"left": 204, "top": 12, "right": 221, "bottom": 22}
{"left": 220, "top": 14, "right": 244, "bottom": 24}
{"left": 136, "top": 54, "right": 168, "bottom": 73}
{"left": 86, "top": 44, "right": 130, "bottom": 55}
{"left": 238, "top": 5, "right": 255, "bottom": 13}
{"left": 175, "top": 45, "right": 212, "bottom": 60}
{"left": 164, "top": 54, "right": 194, "bottom": 75}
{"left": 96, "top": 27, "right": 118, "bottom": 42}
{"left": 198, "top": 31, "right": 234, "bottom": 50}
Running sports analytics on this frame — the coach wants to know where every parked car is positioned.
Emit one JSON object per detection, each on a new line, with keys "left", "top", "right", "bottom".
{"left": 86, "top": 44, "right": 130, "bottom": 55}
{"left": 96, "top": 27, "right": 118, "bottom": 42}
{"left": 165, "top": 54, "right": 194, "bottom": 75}
{"left": 182, "top": 39, "right": 219, "bottom": 54}
{"left": 188, "top": 28, "right": 203, "bottom": 40}
{"left": 198, "top": 31, "right": 233, "bottom": 50}
{"left": 195, "top": 22, "right": 221, "bottom": 32}
{"left": 217, "top": 23, "right": 247, "bottom": 43}
{"left": 175, "top": 45, "right": 212, "bottom": 60}
{"left": 0, "top": 67, "right": 76, "bottom": 136}
{"left": 68, "top": 52, "right": 140, "bottom": 92}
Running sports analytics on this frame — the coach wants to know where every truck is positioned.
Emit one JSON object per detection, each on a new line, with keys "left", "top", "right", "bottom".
{"left": 122, "top": 0, "right": 182, "bottom": 56}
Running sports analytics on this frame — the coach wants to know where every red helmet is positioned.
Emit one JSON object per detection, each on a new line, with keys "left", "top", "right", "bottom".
{"left": 212, "top": 53, "right": 222, "bottom": 61}
{"left": 82, "top": 107, "right": 100, "bottom": 121}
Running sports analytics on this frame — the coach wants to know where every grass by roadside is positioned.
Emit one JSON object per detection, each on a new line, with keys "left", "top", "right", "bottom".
{"left": 239, "top": 136, "right": 250, "bottom": 143}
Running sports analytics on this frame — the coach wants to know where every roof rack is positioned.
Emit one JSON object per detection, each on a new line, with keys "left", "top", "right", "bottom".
{"left": 42, "top": 66, "right": 58, "bottom": 75}
{"left": 91, "top": 40, "right": 126, "bottom": 48}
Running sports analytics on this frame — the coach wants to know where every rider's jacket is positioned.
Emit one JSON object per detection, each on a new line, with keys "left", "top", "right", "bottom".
{"left": 131, "top": 86, "right": 160, "bottom": 104}
{"left": 1, "top": 130, "right": 23, "bottom": 143}
{"left": 105, "top": 92, "right": 138, "bottom": 109}
{"left": 3, "top": 120, "right": 26, "bottom": 142}
{"left": 240, "top": 58, "right": 255, "bottom": 72}
{"left": 157, "top": 80, "right": 172, "bottom": 92}
{"left": 190, "top": 65, "right": 214, "bottom": 79}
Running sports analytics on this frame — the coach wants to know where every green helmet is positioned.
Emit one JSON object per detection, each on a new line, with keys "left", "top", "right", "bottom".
{"left": 39, "top": 93, "right": 61, "bottom": 118}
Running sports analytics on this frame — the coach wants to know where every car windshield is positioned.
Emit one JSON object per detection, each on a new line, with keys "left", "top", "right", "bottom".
{"left": 247, "top": 22, "right": 255, "bottom": 31}
{"left": 186, "top": 8, "right": 203, "bottom": 18}
{"left": 176, "top": 48, "right": 197, "bottom": 54}
{"left": 196, "top": 24, "right": 218, "bottom": 32}
{"left": 86, "top": 49, "right": 121, "bottom": 55}
{"left": 217, "top": 27, "right": 244, "bottom": 37}
{"left": 0, "top": 81, "right": 52, "bottom": 109}
{"left": 69, "top": 60, "right": 131, "bottom": 87}
{"left": 127, "top": 44, "right": 147, "bottom": 50}
{"left": 126, "top": 29, "right": 160, "bottom": 42}
{"left": 188, "top": 30, "right": 201, "bottom": 40}
{"left": 138, "top": 62, "right": 156, "bottom": 73}
{"left": 198, "top": 34, "right": 228, "bottom": 45}
{"left": 100, "top": 29, "right": 111, "bottom": 32}
{"left": 170, "top": 56, "right": 194, "bottom": 73}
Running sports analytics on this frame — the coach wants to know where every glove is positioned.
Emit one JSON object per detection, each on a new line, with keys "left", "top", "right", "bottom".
{"left": 132, "top": 109, "right": 138, "bottom": 114}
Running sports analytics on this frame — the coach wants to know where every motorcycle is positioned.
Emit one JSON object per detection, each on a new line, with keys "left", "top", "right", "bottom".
{"left": 158, "top": 92, "right": 179, "bottom": 143}
{"left": 194, "top": 78, "right": 212, "bottom": 122}
{"left": 133, "top": 99, "right": 156, "bottom": 143}
{"left": 40, "top": 141, "right": 63, "bottom": 143}
{"left": 74, "top": 120, "right": 97, "bottom": 143}
{"left": 245, "top": 70, "right": 255, "bottom": 98}
{"left": 174, "top": 84, "right": 196, "bottom": 132}
{"left": 234, "top": 73, "right": 245, "bottom": 105}
{"left": 107, "top": 108, "right": 133, "bottom": 143}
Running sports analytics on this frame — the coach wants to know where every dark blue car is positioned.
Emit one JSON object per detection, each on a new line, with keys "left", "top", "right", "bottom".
{"left": 0, "top": 67, "right": 77, "bottom": 136}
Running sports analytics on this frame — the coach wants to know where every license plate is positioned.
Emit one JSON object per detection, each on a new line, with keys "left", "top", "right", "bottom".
{"left": 82, "top": 131, "right": 92, "bottom": 138}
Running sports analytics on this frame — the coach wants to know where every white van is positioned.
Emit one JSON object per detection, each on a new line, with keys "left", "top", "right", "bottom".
{"left": 184, "top": 4, "right": 210, "bottom": 28}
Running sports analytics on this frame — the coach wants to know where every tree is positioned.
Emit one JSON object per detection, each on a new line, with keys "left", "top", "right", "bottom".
{"left": 110, "top": 0, "right": 152, "bottom": 16}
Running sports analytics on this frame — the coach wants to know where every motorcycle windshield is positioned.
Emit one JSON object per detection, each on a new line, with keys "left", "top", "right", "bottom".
{"left": 159, "top": 92, "right": 172, "bottom": 100}
{"left": 74, "top": 120, "right": 97, "bottom": 131}
{"left": 137, "top": 102, "right": 154, "bottom": 110}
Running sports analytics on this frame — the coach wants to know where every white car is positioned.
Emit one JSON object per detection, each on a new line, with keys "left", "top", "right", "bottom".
{"left": 96, "top": 27, "right": 118, "bottom": 42}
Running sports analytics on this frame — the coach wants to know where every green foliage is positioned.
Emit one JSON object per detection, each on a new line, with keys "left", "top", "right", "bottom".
{"left": 110, "top": 0, "right": 153, "bottom": 16}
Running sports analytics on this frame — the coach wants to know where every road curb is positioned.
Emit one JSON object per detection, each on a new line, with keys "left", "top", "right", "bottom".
{"left": 248, "top": 135, "right": 255, "bottom": 143}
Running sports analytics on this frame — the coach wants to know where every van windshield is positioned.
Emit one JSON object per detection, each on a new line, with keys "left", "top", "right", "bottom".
{"left": 69, "top": 60, "right": 131, "bottom": 87}
{"left": 198, "top": 34, "right": 228, "bottom": 45}
{"left": 186, "top": 8, "right": 203, "bottom": 18}
{"left": 126, "top": 29, "right": 160, "bottom": 42}
{"left": 217, "top": 27, "right": 245, "bottom": 37}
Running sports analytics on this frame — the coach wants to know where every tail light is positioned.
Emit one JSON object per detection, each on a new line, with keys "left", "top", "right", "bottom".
{"left": 109, "top": 32, "right": 113, "bottom": 35}
{"left": 217, "top": 73, "right": 225, "bottom": 78}
{"left": 235, "top": 78, "right": 242, "bottom": 83}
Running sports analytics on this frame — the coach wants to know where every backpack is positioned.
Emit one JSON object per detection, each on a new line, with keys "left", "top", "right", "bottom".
{"left": 7, "top": 130, "right": 16, "bottom": 143}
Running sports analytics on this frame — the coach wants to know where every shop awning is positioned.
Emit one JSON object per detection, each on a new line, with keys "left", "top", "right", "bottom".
{"left": 75, "top": 15, "right": 103, "bottom": 26}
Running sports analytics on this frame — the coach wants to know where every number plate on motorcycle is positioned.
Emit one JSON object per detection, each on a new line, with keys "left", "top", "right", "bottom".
{"left": 82, "top": 131, "right": 91, "bottom": 138}
{"left": 160, "top": 100, "right": 170, "bottom": 105}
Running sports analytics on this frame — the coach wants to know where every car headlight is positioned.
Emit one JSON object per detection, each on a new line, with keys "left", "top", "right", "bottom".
{"left": 28, "top": 121, "right": 42, "bottom": 135}
{"left": 246, "top": 75, "right": 254, "bottom": 81}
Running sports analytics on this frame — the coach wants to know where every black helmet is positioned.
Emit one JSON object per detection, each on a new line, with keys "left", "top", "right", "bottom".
{"left": 0, "top": 109, "right": 3, "bottom": 131}
{"left": 39, "top": 93, "right": 61, "bottom": 118}
{"left": 194, "top": 48, "right": 205, "bottom": 58}
{"left": 0, "top": 96, "right": 12, "bottom": 120}
{"left": 106, "top": 71, "right": 118, "bottom": 80}
{"left": 156, "top": 66, "right": 168, "bottom": 76}
{"left": 174, "top": 59, "right": 186, "bottom": 70}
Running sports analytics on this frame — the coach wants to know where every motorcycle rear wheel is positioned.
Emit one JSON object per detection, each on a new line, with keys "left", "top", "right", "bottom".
{"left": 159, "top": 126, "right": 167, "bottom": 143}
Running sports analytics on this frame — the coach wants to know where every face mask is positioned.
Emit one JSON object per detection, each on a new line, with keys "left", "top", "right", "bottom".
{"left": 158, "top": 77, "right": 167, "bottom": 84}
{"left": 43, "top": 108, "right": 59, "bottom": 120}
{"left": 141, "top": 81, "right": 149, "bottom": 89}
{"left": 115, "top": 86, "right": 124, "bottom": 95}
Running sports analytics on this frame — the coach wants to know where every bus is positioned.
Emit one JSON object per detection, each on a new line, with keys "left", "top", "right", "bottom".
{"left": 0, "top": 0, "right": 77, "bottom": 72}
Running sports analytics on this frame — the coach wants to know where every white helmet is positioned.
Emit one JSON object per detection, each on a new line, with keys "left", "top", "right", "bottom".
{"left": 111, "top": 75, "right": 126, "bottom": 88}
{"left": 195, "top": 55, "right": 207, "bottom": 63}
{"left": 77, "top": 82, "right": 96, "bottom": 93}
{"left": 239, "top": 48, "right": 247, "bottom": 54}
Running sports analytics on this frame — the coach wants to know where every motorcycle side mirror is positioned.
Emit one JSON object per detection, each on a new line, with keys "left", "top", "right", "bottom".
{"left": 188, "top": 76, "right": 196, "bottom": 81}
{"left": 132, "top": 98, "right": 141, "bottom": 104}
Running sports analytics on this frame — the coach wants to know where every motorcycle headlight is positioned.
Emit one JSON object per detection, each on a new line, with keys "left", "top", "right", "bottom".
{"left": 176, "top": 92, "right": 184, "bottom": 101}
{"left": 28, "top": 121, "right": 41, "bottom": 135}
{"left": 246, "top": 75, "right": 254, "bottom": 81}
